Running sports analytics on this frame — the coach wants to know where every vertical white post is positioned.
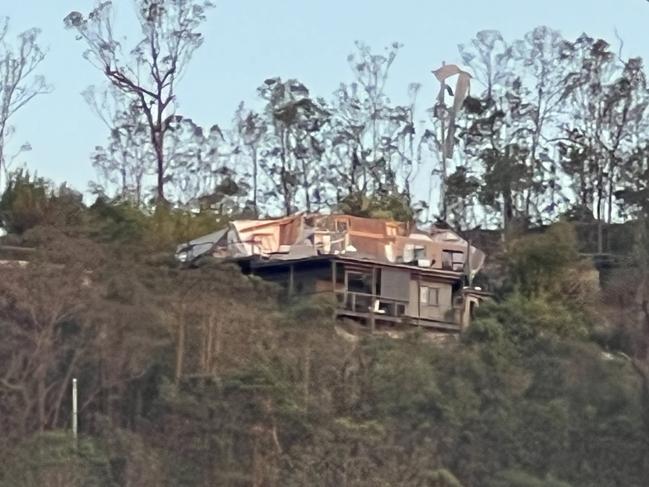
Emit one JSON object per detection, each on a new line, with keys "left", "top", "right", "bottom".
{"left": 466, "top": 239, "right": 472, "bottom": 287}
{"left": 72, "top": 378, "right": 78, "bottom": 445}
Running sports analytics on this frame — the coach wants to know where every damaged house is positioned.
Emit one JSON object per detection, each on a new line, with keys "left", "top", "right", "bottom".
{"left": 176, "top": 214, "right": 488, "bottom": 332}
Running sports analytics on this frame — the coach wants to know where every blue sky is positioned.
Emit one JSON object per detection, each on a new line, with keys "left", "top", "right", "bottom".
{"left": 3, "top": 0, "right": 649, "bottom": 192}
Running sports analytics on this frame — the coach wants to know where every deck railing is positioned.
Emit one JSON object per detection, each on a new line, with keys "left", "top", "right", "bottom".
{"left": 335, "top": 290, "right": 408, "bottom": 318}
{"left": 334, "top": 290, "right": 461, "bottom": 331}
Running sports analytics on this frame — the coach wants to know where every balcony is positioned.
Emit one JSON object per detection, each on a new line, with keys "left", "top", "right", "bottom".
{"left": 334, "top": 290, "right": 460, "bottom": 332}
{"left": 336, "top": 290, "right": 407, "bottom": 317}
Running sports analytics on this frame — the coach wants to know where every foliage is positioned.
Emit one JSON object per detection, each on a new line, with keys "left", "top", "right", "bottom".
{"left": 0, "top": 170, "right": 84, "bottom": 233}
{"left": 59, "top": 23, "right": 649, "bottom": 230}
{"left": 0, "top": 17, "right": 51, "bottom": 186}
{"left": 0, "top": 432, "right": 112, "bottom": 487}
{"left": 4, "top": 9, "right": 649, "bottom": 487}
{"left": 0, "top": 202, "right": 648, "bottom": 486}
{"left": 0, "top": 168, "right": 49, "bottom": 232}
{"left": 468, "top": 294, "right": 589, "bottom": 347}
{"left": 257, "top": 77, "right": 331, "bottom": 215}
{"left": 505, "top": 221, "right": 597, "bottom": 304}
{"left": 337, "top": 190, "right": 416, "bottom": 221}
{"left": 65, "top": 0, "right": 215, "bottom": 203}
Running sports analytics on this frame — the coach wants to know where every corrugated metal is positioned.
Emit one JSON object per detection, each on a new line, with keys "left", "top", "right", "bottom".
{"left": 176, "top": 227, "right": 228, "bottom": 260}
{"left": 178, "top": 214, "right": 485, "bottom": 280}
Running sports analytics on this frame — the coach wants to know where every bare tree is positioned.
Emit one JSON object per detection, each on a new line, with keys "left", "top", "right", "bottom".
{"left": 234, "top": 103, "right": 266, "bottom": 216}
{"left": 0, "top": 18, "right": 51, "bottom": 188}
{"left": 164, "top": 116, "right": 249, "bottom": 211}
{"left": 84, "top": 85, "right": 153, "bottom": 205}
{"left": 559, "top": 35, "right": 648, "bottom": 252}
{"left": 458, "top": 30, "right": 531, "bottom": 233}
{"left": 64, "top": 0, "right": 214, "bottom": 204}
{"left": 0, "top": 233, "right": 98, "bottom": 440}
{"left": 511, "top": 26, "right": 572, "bottom": 222}
{"left": 327, "top": 43, "right": 417, "bottom": 210}
{"left": 258, "top": 77, "right": 330, "bottom": 215}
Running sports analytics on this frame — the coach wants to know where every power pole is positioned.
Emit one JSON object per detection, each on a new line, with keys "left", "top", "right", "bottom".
{"left": 432, "top": 63, "right": 472, "bottom": 223}
{"left": 466, "top": 239, "right": 473, "bottom": 287}
{"left": 72, "top": 378, "right": 78, "bottom": 448}
{"left": 436, "top": 61, "right": 449, "bottom": 223}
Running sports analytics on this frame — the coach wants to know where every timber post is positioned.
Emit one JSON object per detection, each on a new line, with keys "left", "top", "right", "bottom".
{"left": 370, "top": 267, "right": 377, "bottom": 334}
{"left": 288, "top": 263, "right": 295, "bottom": 297}
{"left": 331, "top": 259, "right": 337, "bottom": 318}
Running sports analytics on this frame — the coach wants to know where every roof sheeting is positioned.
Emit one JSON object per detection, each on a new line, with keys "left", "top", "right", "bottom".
{"left": 176, "top": 227, "right": 228, "bottom": 261}
{"left": 176, "top": 214, "right": 485, "bottom": 277}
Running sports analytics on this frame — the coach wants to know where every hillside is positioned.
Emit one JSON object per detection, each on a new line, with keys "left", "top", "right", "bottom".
{"left": 0, "top": 195, "right": 648, "bottom": 487}
{"left": 2, "top": 2, "right": 649, "bottom": 485}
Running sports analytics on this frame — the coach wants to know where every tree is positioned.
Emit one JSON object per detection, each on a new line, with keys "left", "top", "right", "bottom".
{"left": 85, "top": 87, "right": 242, "bottom": 210}
{"left": 444, "top": 166, "right": 481, "bottom": 230}
{"left": 511, "top": 26, "right": 574, "bottom": 223}
{"left": 0, "top": 170, "right": 85, "bottom": 234}
{"left": 84, "top": 85, "right": 153, "bottom": 206}
{"left": 0, "top": 169, "right": 49, "bottom": 233}
{"left": 559, "top": 35, "right": 648, "bottom": 252}
{"left": 326, "top": 42, "right": 421, "bottom": 218}
{"left": 258, "top": 77, "right": 330, "bottom": 215}
{"left": 65, "top": 0, "right": 214, "bottom": 204}
{"left": 0, "top": 18, "right": 51, "bottom": 188}
{"left": 0, "top": 232, "right": 100, "bottom": 440}
{"left": 164, "top": 115, "right": 248, "bottom": 211}
{"left": 457, "top": 29, "right": 576, "bottom": 232}
{"left": 458, "top": 30, "right": 532, "bottom": 233}
{"left": 428, "top": 63, "right": 472, "bottom": 222}
{"left": 233, "top": 103, "right": 266, "bottom": 216}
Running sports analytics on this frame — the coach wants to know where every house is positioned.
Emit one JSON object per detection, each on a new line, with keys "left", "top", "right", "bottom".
{"left": 176, "top": 214, "right": 489, "bottom": 332}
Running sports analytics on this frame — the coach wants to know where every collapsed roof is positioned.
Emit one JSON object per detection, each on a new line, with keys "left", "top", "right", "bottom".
{"left": 176, "top": 213, "right": 485, "bottom": 277}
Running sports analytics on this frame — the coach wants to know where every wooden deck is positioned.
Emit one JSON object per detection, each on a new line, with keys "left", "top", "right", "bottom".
{"left": 334, "top": 291, "right": 461, "bottom": 333}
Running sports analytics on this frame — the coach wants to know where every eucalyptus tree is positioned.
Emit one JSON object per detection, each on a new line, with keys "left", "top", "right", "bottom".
{"left": 258, "top": 77, "right": 330, "bottom": 215}
{"left": 0, "top": 18, "right": 51, "bottom": 188}
{"left": 65, "top": 0, "right": 214, "bottom": 204}
{"left": 233, "top": 103, "right": 267, "bottom": 216}
{"left": 84, "top": 85, "right": 152, "bottom": 205}
{"left": 559, "top": 35, "right": 648, "bottom": 251}
{"left": 164, "top": 116, "right": 248, "bottom": 212}
{"left": 326, "top": 42, "right": 420, "bottom": 215}
{"left": 444, "top": 166, "right": 481, "bottom": 230}
{"left": 511, "top": 26, "right": 575, "bottom": 222}
{"left": 458, "top": 30, "right": 533, "bottom": 232}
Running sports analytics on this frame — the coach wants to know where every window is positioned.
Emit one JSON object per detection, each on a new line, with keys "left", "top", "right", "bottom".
{"left": 347, "top": 271, "right": 372, "bottom": 294}
{"left": 442, "top": 250, "right": 464, "bottom": 271}
{"left": 419, "top": 286, "right": 439, "bottom": 306}
{"left": 413, "top": 246, "right": 426, "bottom": 261}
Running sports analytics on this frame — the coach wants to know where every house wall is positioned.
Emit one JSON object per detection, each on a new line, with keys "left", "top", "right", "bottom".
{"left": 380, "top": 268, "right": 410, "bottom": 301}
{"left": 254, "top": 261, "right": 333, "bottom": 296}
{"left": 461, "top": 295, "right": 481, "bottom": 329}
{"left": 253, "top": 259, "right": 462, "bottom": 326}
{"left": 407, "top": 279, "right": 454, "bottom": 322}
{"left": 393, "top": 236, "right": 468, "bottom": 269}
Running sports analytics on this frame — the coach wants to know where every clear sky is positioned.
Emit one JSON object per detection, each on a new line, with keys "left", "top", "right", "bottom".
{"left": 3, "top": 0, "right": 649, "bottom": 192}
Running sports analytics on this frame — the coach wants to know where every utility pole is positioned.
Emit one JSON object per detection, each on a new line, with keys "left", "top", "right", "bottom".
{"left": 72, "top": 378, "right": 78, "bottom": 448}
{"left": 432, "top": 63, "right": 472, "bottom": 224}
{"left": 466, "top": 239, "right": 473, "bottom": 288}
{"left": 436, "top": 61, "right": 449, "bottom": 223}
